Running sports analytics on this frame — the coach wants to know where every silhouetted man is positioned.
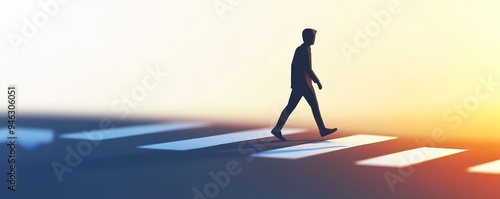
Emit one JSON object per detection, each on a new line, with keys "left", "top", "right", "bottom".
{"left": 271, "top": 28, "right": 337, "bottom": 141}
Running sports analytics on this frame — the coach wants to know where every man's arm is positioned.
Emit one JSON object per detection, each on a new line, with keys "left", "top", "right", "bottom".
{"left": 306, "top": 67, "right": 320, "bottom": 83}
{"left": 305, "top": 48, "right": 322, "bottom": 89}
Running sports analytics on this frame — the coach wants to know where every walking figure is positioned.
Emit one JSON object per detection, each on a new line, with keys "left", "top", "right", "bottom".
{"left": 271, "top": 28, "right": 337, "bottom": 141}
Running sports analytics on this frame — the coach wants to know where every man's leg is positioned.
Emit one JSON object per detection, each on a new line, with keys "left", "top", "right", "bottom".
{"left": 303, "top": 88, "right": 337, "bottom": 136}
{"left": 273, "top": 89, "right": 302, "bottom": 131}
{"left": 303, "top": 88, "right": 326, "bottom": 130}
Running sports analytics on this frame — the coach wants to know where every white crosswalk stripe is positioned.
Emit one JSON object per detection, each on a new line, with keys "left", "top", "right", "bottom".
{"left": 60, "top": 122, "right": 209, "bottom": 140}
{"left": 0, "top": 127, "right": 54, "bottom": 149}
{"left": 356, "top": 147, "right": 467, "bottom": 167}
{"left": 138, "top": 127, "right": 306, "bottom": 151}
{"left": 252, "top": 134, "right": 397, "bottom": 160}
{"left": 468, "top": 159, "right": 500, "bottom": 175}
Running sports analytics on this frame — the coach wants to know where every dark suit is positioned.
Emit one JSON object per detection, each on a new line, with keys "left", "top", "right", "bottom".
{"left": 274, "top": 44, "right": 326, "bottom": 131}
{"left": 291, "top": 44, "right": 319, "bottom": 89}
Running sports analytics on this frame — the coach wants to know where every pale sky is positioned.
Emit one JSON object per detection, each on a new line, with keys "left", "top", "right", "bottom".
{"left": 1, "top": 0, "right": 499, "bottom": 140}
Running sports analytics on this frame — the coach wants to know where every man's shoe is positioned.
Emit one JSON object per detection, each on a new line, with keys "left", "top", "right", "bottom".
{"left": 320, "top": 128, "right": 337, "bottom": 137}
{"left": 271, "top": 129, "right": 287, "bottom": 141}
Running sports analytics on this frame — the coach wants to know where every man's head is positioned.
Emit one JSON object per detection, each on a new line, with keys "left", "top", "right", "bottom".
{"left": 302, "top": 28, "right": 317, "bottom": 45}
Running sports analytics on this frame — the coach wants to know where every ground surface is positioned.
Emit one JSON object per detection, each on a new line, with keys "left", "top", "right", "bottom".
{"left": 1, "top": 115, "right": 499, "bottom": 199}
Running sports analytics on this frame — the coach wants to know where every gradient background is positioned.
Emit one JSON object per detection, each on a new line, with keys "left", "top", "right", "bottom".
{"left": 1, "top": 0, "right": 499, "bottom": 141}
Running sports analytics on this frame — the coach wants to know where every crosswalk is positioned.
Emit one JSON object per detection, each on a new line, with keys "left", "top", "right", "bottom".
{"left": 252, "top": 134, "right": 396, "bottom": 159}
{"left": 138, "top": 127, "right": 306, "bottom": 151}
{"left": 60, "top": 122, "right": 209, "bottom": 140}
{"left": 355, "top": 147, "right": 467, "bottom": 167}
{"left": 54, "top": 122, "right": 500, "bottom": 175}
{"left": 0, "top": 127, "right": 54, "bottom": 149}
{"left": 467, "top": 159, "right": 500, "bottom": 174}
